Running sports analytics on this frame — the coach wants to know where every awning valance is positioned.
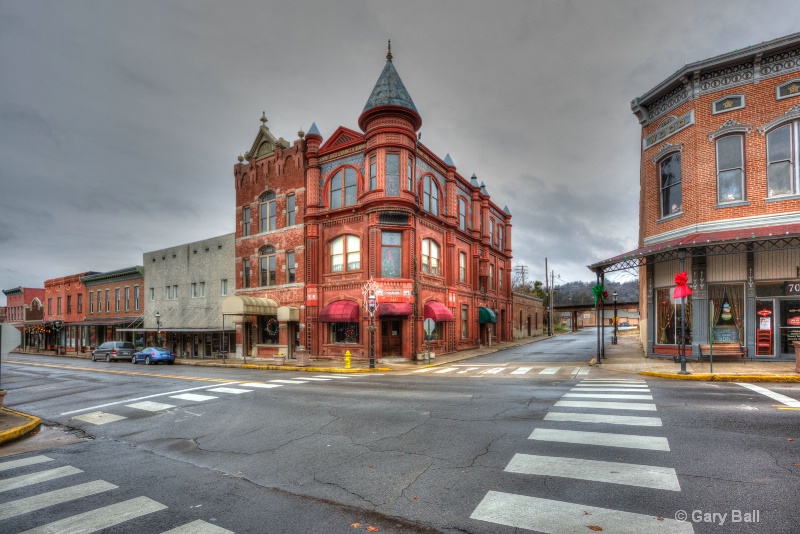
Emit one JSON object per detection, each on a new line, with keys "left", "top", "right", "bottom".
{"left": 423, "top": 301, "right": 455, "bottom": 322}
{"left": 319, "top": 300, "right": 359, "bottom": 322}
{"left": 221, "top": 295, "right": 279, "bottom": 316}
{"left": 378, "top": 303, "right": 413, "bottom": 317}
{"left": 479, "top": 306, "right": 497, "bottom": 324}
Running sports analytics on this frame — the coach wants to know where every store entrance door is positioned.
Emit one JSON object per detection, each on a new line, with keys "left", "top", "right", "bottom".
{"left": 755, "top": 299, "right": 775, "bottom": 357}
{"left": 381, "top": 320, "right": 402, "bottom": 357}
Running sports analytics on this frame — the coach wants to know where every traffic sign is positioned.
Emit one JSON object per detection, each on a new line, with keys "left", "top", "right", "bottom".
{"left": 423, "top": 318, "right": 435, "bottom": 335}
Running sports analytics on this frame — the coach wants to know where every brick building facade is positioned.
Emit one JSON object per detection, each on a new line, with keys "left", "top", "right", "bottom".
{"left": 80, "top": 267, "right": 145, "bottom": 350}
{"left": 2, "top": 286, "right": 45, "bottom": 350}
{"left": 593, "top": 32, "right": 800, "bottom": 360}
{"left": 232, "top": 47, "right": 513, "bottom": 362}
{"left": 43, "top": 272, "right": 95, "bottom": 353}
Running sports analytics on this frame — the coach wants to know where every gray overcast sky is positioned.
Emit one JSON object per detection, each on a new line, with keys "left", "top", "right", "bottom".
{"left": 2, "top": 0, "right": 799, "bottom": 305}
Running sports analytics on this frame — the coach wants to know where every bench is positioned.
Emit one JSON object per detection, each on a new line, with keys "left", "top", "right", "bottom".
{"left": 698, "top": 343, "right": 746, "bottom": 363}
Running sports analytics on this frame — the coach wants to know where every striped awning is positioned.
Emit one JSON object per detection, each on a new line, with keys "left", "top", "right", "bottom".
{"left": 221, "top": 295, "right": 279, "bottom": 316}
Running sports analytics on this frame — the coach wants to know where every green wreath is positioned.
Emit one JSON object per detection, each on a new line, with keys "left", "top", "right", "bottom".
{"left": 266, "top": 317, "right": 278, "bottom": 336}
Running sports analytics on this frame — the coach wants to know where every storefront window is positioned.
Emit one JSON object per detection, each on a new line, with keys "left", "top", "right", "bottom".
{"left": 330, "top": 322, "right": 359, "bottom": 344}
{"left": 258, "top": 315, "right": 279, "bottom": 344}
{"left": 780, "top": 299, "right": 800, "bottom": 354}
{"left": 709, "top": 284, "right": 743, "bottom": 343}
{"left": 656, "top": 288, "right": 692, "bottom": 345}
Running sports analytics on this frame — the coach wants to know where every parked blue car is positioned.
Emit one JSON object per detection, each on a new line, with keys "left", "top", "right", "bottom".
{"left": 131, "top": 347, "right": 175, "bottom": 365}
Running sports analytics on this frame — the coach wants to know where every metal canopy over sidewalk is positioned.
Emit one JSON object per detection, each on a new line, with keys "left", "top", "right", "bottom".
{"left": 590, "top": 223, "right": 800, "bottom": 273}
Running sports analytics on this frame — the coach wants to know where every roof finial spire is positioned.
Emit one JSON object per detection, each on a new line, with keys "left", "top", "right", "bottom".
{"left": 260, "top": 111, "right": 268, "bottom": 127}
{"left": 387, "top": 39, "right": 392, "bottom": 62}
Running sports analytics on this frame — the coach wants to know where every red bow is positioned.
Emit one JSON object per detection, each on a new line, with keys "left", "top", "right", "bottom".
{"left": 674, "top": 271, "right": 692, "bottom": 298}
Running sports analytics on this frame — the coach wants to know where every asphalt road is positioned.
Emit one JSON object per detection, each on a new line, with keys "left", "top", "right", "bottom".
{"left": 1, "top": 332, "right": 798, "bottom": 533}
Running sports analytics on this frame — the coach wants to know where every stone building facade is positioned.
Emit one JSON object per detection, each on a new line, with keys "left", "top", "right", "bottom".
{"left": 140, "top": 234, "right": 235, "bottom": 358}
{"left": 593, "top": 32, "right": 800, "bottom": 360}
{"left": 232, "top": 47, "right": 513, "bottom": 362}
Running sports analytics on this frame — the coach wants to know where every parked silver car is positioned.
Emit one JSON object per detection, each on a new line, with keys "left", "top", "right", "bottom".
{"left": 92, "top": 341, "right": 135, "bottom": 362}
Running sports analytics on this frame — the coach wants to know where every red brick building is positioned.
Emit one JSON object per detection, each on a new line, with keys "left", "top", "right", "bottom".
{"left": 80, "top": 267, "right": 145, "bottom": 350}
{"left": 593, "top": 32, "right": 800, "bottom": 361}
{"left": 2, "top": 286, "right": 45, "bottom": 350}
{"left": 43, "top": 273, "right": 95, "bottom": 353}
{"left": 232, "top": 47, "right": 513, "bottom": 362}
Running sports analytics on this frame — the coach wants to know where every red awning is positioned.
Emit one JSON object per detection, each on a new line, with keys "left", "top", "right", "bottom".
{"left": 378, "top": 303, "right": 413, "bottom": 317}
{"left": 424, "top": 301, "right": 456, "bottom": 322}
{"left": 318, "top": 300, "right": 359, "bottom": 322}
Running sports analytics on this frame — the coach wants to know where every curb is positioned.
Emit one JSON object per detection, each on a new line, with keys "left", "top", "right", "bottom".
{"left": 0, "top": 408, "right": 42, "bottom": 445}
{"left": 241, "top": 364, "right": 391, "bottom": 373}
{"left": 640, "top": 371, "right": 800, "bottom": 382}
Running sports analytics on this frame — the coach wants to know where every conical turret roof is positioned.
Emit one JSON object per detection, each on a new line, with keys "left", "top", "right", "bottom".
{"left": 359, "top": 41, "right": 421, "bottom": 132}
{"left": 362, "top": 59, "right": 418, "bottom": 115}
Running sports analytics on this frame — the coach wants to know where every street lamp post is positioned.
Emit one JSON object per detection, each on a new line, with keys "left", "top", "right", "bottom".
{"left": 155, "top": 311, "right": 162, "bottom": 346}
{"left": 612, "top": 291, "right": 618, "bottom": 345}
{"left": 367, "top": 290, "right": 376, "bottom": 369}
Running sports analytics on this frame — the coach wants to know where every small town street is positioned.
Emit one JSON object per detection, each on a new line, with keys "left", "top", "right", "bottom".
{"left": 1, "top": 330, "right": 799, "bottom": 533}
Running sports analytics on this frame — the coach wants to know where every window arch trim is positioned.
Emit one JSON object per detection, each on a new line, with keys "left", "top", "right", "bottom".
{"left": 325, "top": 165, "right": 362, "bottom": 210}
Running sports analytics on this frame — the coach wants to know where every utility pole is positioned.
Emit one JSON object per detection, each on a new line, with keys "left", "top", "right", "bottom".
{"left": 550, "top": 270, "right": 555, "bottom": 337}
{"left": 514, "top": 265, "right": 528, "bottom": 288}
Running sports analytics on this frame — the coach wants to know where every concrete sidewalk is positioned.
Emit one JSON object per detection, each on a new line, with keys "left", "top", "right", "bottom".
{"left": 3, "top": 331, "right": 799, "bottom": 447}
{"left": 592, "top": 331, "right": 800, "bottom": 382}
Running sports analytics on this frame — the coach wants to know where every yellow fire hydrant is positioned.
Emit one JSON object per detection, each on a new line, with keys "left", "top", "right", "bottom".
{"left": 344, "top": 350, "right": 351, "bottom": 369}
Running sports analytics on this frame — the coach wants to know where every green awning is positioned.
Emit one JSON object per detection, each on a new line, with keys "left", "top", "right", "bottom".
{"left": 479, "top": 306, "right": 497, "bottom": 324}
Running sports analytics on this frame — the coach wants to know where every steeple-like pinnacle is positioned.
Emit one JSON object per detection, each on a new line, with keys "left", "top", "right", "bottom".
{"left": 359, "top": 43, "right": 422, "bottom": 132}
{"left": 387, "top": 39, "right": 392, "bottom": 62}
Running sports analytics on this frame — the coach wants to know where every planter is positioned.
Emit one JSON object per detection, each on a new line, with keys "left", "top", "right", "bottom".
{"left": 274, "top": 355, "right": 286, "bottom": 365}
{"left": 793, "top": 342, "right": 800, "bottom": 373}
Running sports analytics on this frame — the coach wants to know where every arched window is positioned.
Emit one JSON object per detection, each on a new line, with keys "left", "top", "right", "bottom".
{"left": 422, "top": 176, "right": 439, "bottom": 215}
{"left": 330, "top": 167, "right": 358, "bottom": 209}
{"left": 259, "top": 245, "right": 276, "bottom": 287}
{"left": 331, "top": 235, "right": 361, "bottom": 273}
{"left": 659, "top": 151, "right": 682, "bottom": 217}
{"left": 421, "top": 239, "right": 440, "bottom": 275}
{"left": 260, "top": 192, "right": 276, "bottom": 233}
{"left": 767, "top": 122, "right": 798, "bottom": 197}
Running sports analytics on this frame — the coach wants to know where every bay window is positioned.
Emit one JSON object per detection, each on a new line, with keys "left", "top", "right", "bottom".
{"left": 381, "top": 232, "right": 402, "bottom": 278}
{"left": 421, "top": 238, "right": 440, "bottom": 275}
{"left": 331, "top": 235, "right": 361, "bottom": 273}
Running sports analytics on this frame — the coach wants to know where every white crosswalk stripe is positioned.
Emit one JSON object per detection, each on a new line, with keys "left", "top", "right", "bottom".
{"left": 0, "top": 458, "right": 235, "bottom": 533}
{"left": 410, "top": 365, "right": 592, "bottom": 377}
{"left": 539, "top": 367, "right": 560, "bottom": 374}
{"left": 563, "top": 392, "right": 654, "bottom": 400}
{"left": 457, "top": 367, "right": 480, "bottom": 373}
{"left": 433, "top": 368, "right": 458, "bottom": 373}
{"left": 207, "top": 387, "right": 252, "bottom": 394}
{"left": 0, "top": 480, "right": 118, "bottom": 520}
{"left": 470, "top": 491, "right": 693, "bottom": 533}
{"left": 126, "top": 401, "right": 177, "bottom": 412}
{"left": 19, "top": 496, "right": 167, "bottom": 534}
{"left": 240, "top": 382, "right": 283, "bottom": 388}
{"left": 0, "top": 455, "right": 53, "bottom": 472}
{"left": 544, "top": 412, "right": 662, "bottom": 426}
{"left": 170, "top": 393, "right": 218, "bottom": 402}
{"left": 510, "top": 367, "right": 533, "bottom": 374}
{"left": 529, "top": 428, "right": 670, "bottom": 450}
{"left": 161, "top": 519, "right": 235, "bottom": 533}
{"left": 469, "top": 379, "right": 693, "bottom": 533}
{"left": 555, "top": 400, "right": 657, "bottom": 411}
{"left": 505, "top": 453, "right": 681, "bottom": 491}
{"left": 0, "top": 466, "right": 82, "bottom": 493}
{"left": 269, "top": 379, "right": 311, "bottom": 384}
